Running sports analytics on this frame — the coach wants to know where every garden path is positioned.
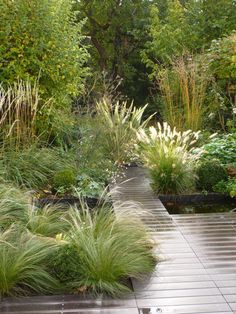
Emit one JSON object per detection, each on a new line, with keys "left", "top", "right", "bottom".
{"left": 1, "top": 166, "right": 236, "bottom": 314}
{"left": 115, "top": 167, "right": 236, "bottom": 314}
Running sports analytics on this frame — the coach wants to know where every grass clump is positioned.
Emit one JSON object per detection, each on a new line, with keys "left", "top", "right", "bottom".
{"left": 0, "top": 227, "right": 59, "bottom": 297}
{"left": 0, "top": 183, "right": 31, "bottom": 229}
{"left": 0, "top": 186, "right": 156, "bottom": 297}
{"left": 96, "top": 100, "right": 152, "bottom": 164}
{"left": 51, "top": 203, "right": 156, "bottom": 296}
{"left": 158, "top": 56, "right": 209, "bottom": 131}
{"left": 0, "top": 183, "right": 69, "bottom": 237}
{"left": 137, "top": 123, "right": 199, "bottom": 194}
{"left": 0, "top": 146, "right": 75, "bottom": 190}
{"left": 25, "top": 205, "right": 69, "bottom": 238}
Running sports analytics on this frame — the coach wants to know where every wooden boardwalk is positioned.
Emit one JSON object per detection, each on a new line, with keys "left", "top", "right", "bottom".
{"left": 1, "top": 167, "right": 236, "bottom": 313}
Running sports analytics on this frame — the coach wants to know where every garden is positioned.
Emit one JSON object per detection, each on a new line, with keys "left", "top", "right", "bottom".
{"left": 0, "top": 0, "right": 236, "bottom": 300}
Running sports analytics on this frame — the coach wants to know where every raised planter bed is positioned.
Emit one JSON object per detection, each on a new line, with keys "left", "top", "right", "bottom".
{"left": 37, "top": 196, "right": 100, "bottom": 208}
{"left": 159, "top": 192, "right": 236, "bottom": 205}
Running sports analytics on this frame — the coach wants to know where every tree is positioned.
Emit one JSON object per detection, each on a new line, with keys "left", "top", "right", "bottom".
{"left": 185, "top": 0, "right": 236, "bottom": 50}
{"left": 142, "top": 0, "right": 236, "bottom": 76}
{"left": 0, "top": 0, "right": 89, "bottom": 106}
{"left": 200, "top": 0, "right": 236, "bottom": 44}
{"left": 142, "top": 0, "right": 190, "bottom": 77}
{"left": 74, "top": 0, "right": 153, "bottom": 104}
{"left": 208, "top": 31, "right": 236, "bottom": 106}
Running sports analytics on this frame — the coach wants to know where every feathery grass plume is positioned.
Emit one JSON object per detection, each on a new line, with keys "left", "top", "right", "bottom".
{"left": 0, "top": 80, "right": 77, "bottom": 149}
{"left": 158, "top": 56, "right": 209, "bottom": 131}
{"left": 137, "top": 123, "right": 199, "bottom": 194}
{"left": 0, "top": 80, "right": 49, "bottom": 149}
{"left": 0, "top": 226, "right": 59, "bottom": 297}
{"left": 51, "top": 198, "right": 156, "bottom": 296}
{"left": 96, "top": 100, "right": 153, "bottom": 164}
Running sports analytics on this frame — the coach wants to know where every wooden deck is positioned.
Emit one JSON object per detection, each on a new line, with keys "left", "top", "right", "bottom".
{"left": 1, "top": 167, "right": 236, "bottom": 313}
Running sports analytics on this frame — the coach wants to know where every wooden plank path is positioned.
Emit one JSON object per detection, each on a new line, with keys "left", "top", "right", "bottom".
{"left": 1, "top": 166, "right": 236, "bottom": 313}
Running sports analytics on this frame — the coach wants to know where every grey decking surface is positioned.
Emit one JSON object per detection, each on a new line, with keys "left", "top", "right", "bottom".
{"left": 1, "top": 167, "right": 236, "bottom": 313}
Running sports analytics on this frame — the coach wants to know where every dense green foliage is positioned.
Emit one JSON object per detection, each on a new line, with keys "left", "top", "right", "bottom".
{"left": 0, "top": 0, "right": 89, "bottom": 104}
{"left": 208, "top": 32, "right": 236, "bottom": 113}
{"left": 74, "top": 0, "right": 236, "bottom": 105}
{"left": 214, "top": 178, "right": 236, "bottom": 198}
{"left": 143, "top": 0, "right": 236, "bottom": 74}
{"left": 208, "top": 33, "right": 236, "bottom": 82}
{"left": 199, "top": 133, "right": 236, "bottom": 165}
{"left": 196, "top": 160, "right": 228, "bottom": 192}
{"left": 52, "top": 168, "right": 77, "bottom": 193}
{"left": 74, "top": 0, "right": 152, "bottom": 104}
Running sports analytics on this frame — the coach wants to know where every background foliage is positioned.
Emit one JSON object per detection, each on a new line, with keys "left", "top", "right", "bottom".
{"left": 0, "top": 0, "right": 89, "bottom": 106}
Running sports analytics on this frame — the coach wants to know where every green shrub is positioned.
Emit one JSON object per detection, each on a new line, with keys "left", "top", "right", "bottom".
{"left": 50, "top": 243, "right": 81, "bottom": 285}
{"left": 0, "top": 227, "right": 59, "bottom": 297}
{"left": 196, "top": 160, "right": 228, "bottom": 192}
{"left": 52, "top": 168, "right": 77, "bottom": 193}
{"left": 208, "top": 32, "right": 236, "bottom": 84}
{"left": 77, "top": 114, "right": 120, "bottom": 187}
{"left": 229, "top": 182, "right": 236, "bottom": 197}
{"left": 137, "top": 123, "right": 199, "bottom": 194}
{"left": 75, "top": 173, "right": 104, "bottom": 198}
{"left": 0, "top": 0, "right": 89, "bottom": 104}
{"left": 51, "top": 203, "right": 156, "bottom": 296}
{"left": 200, "top": 133, "right": 236, "bottom": 165}
{"left": 214, "top": 178, "right": 236, "bottom": 198}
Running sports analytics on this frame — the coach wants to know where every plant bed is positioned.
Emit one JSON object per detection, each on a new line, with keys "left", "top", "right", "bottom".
{"left": 159, "top": 192, "right": 236, "bottom": 205}
{"left": 123, "top": 162, "right": 139, "bottom": 168}
{"left": 37, "top": 196, "right": 100, "bottom": 209}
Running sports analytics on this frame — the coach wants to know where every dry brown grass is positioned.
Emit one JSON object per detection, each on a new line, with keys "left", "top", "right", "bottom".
{"left": 0, "top": 80, "right": 52, "bottom": 150}
{"left": 158, "top": 56, "right": 209, "bottom": 131}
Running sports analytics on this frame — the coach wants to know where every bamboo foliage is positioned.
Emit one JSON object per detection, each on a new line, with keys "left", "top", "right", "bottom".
{"left": 158, "top": 57, "right": 209, "bottom": 131}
